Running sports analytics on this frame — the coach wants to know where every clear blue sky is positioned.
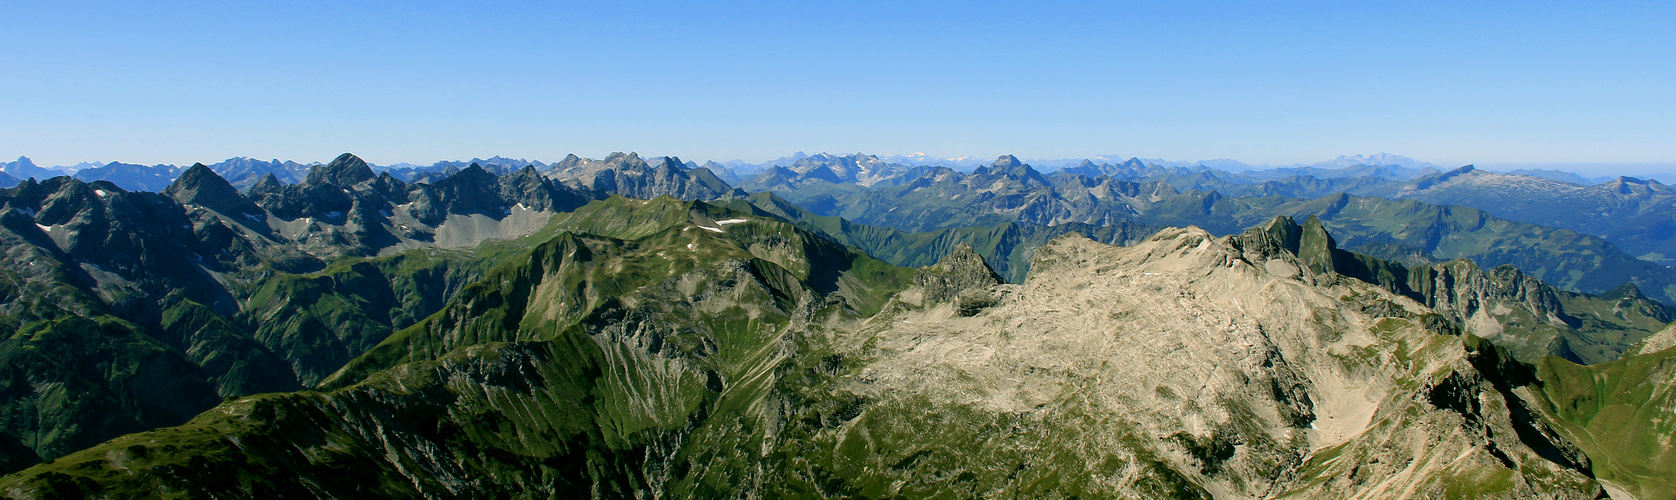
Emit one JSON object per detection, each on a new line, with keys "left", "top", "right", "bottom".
{"left": 2, "top": 1, "right": 1672, "bottom": 173}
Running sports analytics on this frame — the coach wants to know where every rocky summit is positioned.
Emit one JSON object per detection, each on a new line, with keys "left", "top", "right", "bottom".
{"left": 0, "top": 152, "right": 1671, "bottom": 498}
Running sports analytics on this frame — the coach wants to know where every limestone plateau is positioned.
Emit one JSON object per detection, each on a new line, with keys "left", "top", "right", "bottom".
{"left": 0, "top": 153, "right": 1671, "bottom": 499}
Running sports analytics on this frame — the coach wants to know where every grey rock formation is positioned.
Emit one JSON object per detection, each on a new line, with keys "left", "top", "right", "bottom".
{"left": 1229, "top": 215, "right": 1672, "bottom": 364}
{"left": 913, "top": 242, "right": 1004, "bottom": 315}
{"left": 547, "top": 152, "right": 744, "bottom": 200}
{"left": 304, "top": 153, "right": 377, "bottom": 187}
{"left": 165, "top": 163, "right": 265, "bottom": 222}
{"left": 852, "top": 227, "right": 1600, "bottom": 497}
{"left": 0, "top": 198, "right": 1653, "bottom": 497}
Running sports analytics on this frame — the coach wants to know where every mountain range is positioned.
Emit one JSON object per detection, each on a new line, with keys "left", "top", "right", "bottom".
{"left": 0, "top": 151, "right": 1671, "bottom": 497}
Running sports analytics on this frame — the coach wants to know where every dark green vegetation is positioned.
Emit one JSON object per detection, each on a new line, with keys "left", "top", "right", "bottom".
{"left": 1, "top": 193, "right": 1670, "bottom": 498}
{"left": 1012, "top": 157, "right": 1676, "bottom": 269}
{"left": 734, "top": 158, "right": 1676, "bottom": 360}
{"left": 0, "top": 156, "right": 595, "bottom": 473}
{"left": 237, "top": 249, "right": 495, "bottom": 386}
{"left": 0, "top": 175, "right": 261, "bottom": 472}
{"left": 0, "top": 315, "right": 218, "bottom": 467}
{"left": 1376, "top": 166, "right": 1676, "bottom": 267}
{"left": 1525, "top": 328, "right": 1676, "bottom": 500}
{"left": 752, "top": 156, "right": 1676, "bottom": 305}
{"left": 2, "top": 196, "right": 923, "bottom": 497}
{"left": 0, "top": 151, "right": 1672, "bottom": 497}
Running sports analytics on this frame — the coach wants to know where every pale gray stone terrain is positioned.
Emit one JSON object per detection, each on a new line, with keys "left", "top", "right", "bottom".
{"left": 834, "top": 228, "right": 1600, "bottom": 497}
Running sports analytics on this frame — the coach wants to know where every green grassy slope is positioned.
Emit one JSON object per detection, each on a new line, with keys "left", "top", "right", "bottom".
{"left": 0, "top": 315, "right": 220, "bottom": 470}
{"left": 1529, "top": 341, "right": 1676, "bottom": 499}
{"left": 238, "top": 248, "right": 491, "bottom": 386}
{"left": 3, "top": 195, "right": 1670, "bottom": 497}
{"left": 0, "top": 196, "right": 920, "bottom": 496}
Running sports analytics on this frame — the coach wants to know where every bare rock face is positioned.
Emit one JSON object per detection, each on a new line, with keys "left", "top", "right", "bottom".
{"left": 303, "top": 153, "right": 377, "bottom": 188}
{"left": 776, "top": 153, "right": 909, "bottom": 187}
{"left": 913, "top": 242, "right": 1004, "bottom": 315}
{"left": 0, "top": 198, "right": 1641, "bottom": 498}
{"left": 546, "top": 152, "right": 744, "bottom": 201}
{"left": 1229, "top": 215, "right": 1671, "bottom": 365}
{"left": 1629, "top": 322, "right": 1676, "bottom": 356}
{"left": 847, "top": 227, "right": 1600, "bottom": 498}
{"left": 165, "top": 163, "right": 264, "bottom": 221}
{"left": 242, "top": 154, "right": 600, "bottom": 260}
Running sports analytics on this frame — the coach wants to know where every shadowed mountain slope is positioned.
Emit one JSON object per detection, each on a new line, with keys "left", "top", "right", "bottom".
{"left": 6, "top": 206, "right": 1663, "bottom": 498}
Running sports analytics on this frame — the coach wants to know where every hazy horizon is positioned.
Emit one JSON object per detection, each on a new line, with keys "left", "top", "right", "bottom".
{"left": 11, "top": 150, "right": 1676, "bottom": 180}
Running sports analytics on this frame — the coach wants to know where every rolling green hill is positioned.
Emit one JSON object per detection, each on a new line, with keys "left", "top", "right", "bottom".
{"left": 1522, "top": 327, "right": 1676, "bottom": 500}
{"left": 4, "top": 201, "right": 1665, "bottom": 498}
{"left": 3, "top": 152, "right": 1674, "bottom": 497}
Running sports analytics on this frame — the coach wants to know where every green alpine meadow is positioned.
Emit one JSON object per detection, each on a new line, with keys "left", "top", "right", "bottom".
{"left": 0, "top": 151, "right": 1671, "bottom": 497}
{"left": 4, "top": 3, "right": 1673, "bottom": 497}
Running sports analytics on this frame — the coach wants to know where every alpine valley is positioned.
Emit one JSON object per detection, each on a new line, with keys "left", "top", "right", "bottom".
{"left": 0, "top": 152, "right": 1672, "bottom": 499}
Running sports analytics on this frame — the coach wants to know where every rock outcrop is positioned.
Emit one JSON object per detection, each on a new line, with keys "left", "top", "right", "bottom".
{"left": 1, "top": 212, "right": 1628, "bottom": 497}
{"left": 548, "top": 152, "right": 745, "bottom": 201}
{"left": 912, "top": 242, "right": 1003, "bottom": 315}
{"left": 164, "top": 163, "right": 265, "bottom": 221}
{"left": 1231, "top": 215, "right": 1672, "bottom": 364}
{"left": 852, "top": 227, "right": 1600, "bottom": 497}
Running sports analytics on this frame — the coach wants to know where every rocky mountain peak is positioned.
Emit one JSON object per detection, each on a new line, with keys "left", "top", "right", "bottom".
{"left": 602, "top": 152, "right": 648, "bottom": 169}
{"left": 1608, "top": 176, "right": 1652, "bottom": 195}
{"left": 553, "top": 154, "right": 584, "bottom": 170}
{"left": 0, "top": 156, "right": 64, "bottom": 184}
{"left": 1604, "top": 282, "right": 1649, "bottom": 301}
{"left": 1230, "top": 216, "right": 1297, "bottom": 259}
{"left": 1258, "top": 215, "right": 1305, "bottom": 252}
{"left": 304, "top": 153, "right": 376, "bottom": 187}
{"left": 655, "top": 156, "right": 685, "bottom": 171}
{"left": 458, "top": 163, "right": 493, "bottom": 178}
{"left": 432, "top": 162, "right": 496, "bottom": 190}
{"left": 990, "top": 154, "right": 1024, "bottom": 169}
{"left": 165, "top": 163, "right": 259, "bottom": 218}
{"left": 1417, "top": 164, "right": 1475, "bottom": 187}
{"left": 498, "top": 166, "right": 562, "bottom": 212}
{"left": 248, "top": 173, "right": 282, "bottom": 196}
{"left": 1297, "top": 215, "right": 1339, "bottom": 274}
{"left": 927, "top": 243, "right": 1002, "bottom": 282}
{"left": 1232, "top": 215, "right": 1337, "bottom": 275}
{"left": 507, "top": 164, "right": 542, "bottom": 181}
{"left": 4, "top": 156, "right": 38, "bottom": 171}
{"left": 915, "top": 243, "right": 1004, "bottom": 309}
{"left": 970, "top": 155, "right": 1048, "bottom": 188}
